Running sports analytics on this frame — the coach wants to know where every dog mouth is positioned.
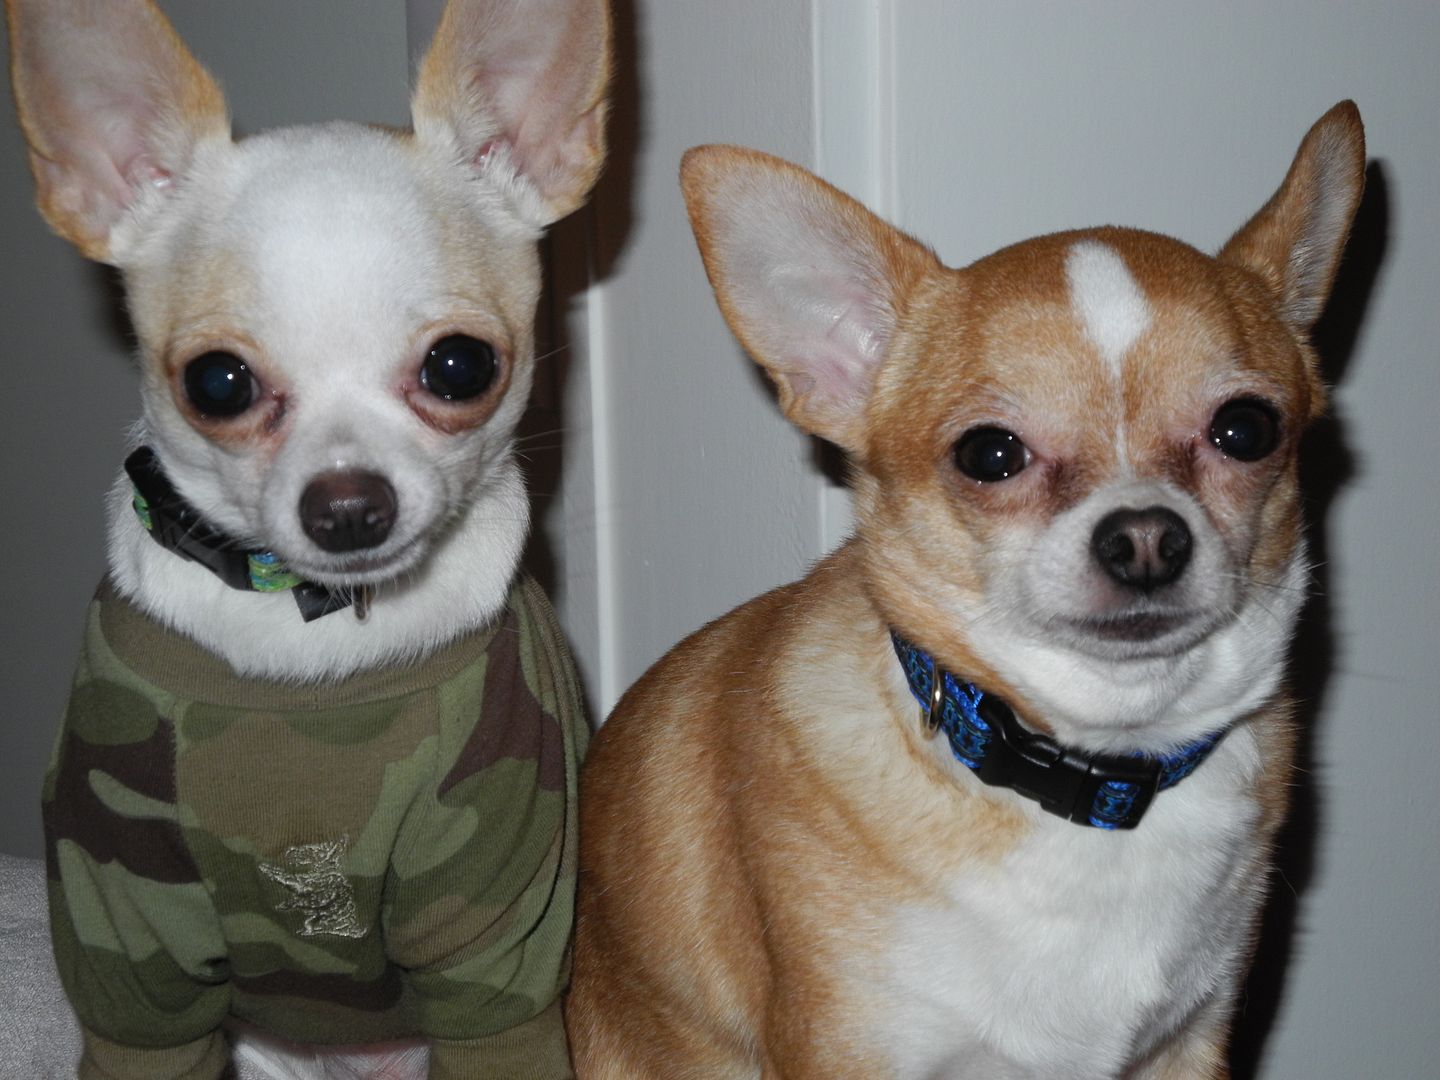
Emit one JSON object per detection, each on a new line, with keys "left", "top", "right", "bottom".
{"left": 284, "top": 533, "right": 429, "bottom": 587}
{"left": 1078, "top": 612, "right": 1191, "bottom": 640}
{"left": 1057, "top": 609, "right": 1209, "bottom": 658}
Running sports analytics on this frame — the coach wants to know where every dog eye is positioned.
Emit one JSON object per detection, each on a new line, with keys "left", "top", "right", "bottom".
{"left": 183, "top": 351, "right": 256, "bottom": 418}
{"left": 421, "top": 335, "right": 498, "bottom": 401}
{"left": 954, "top": 427, "right": 1029, "bottom": 482}
{"left": 1209, "top": 398, "right": 1280, "bottom": 462}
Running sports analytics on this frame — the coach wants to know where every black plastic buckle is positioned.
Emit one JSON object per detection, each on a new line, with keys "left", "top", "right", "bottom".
{"left": 973, "top": 696, "right": 1163, "bottom": 829}
{"left": 124, "top": 447, "right": 253, "bottom": 592}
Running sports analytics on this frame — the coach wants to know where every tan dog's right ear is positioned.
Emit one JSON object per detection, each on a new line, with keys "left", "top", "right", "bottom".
{"left": 1219, "top": 101, "right": 1366, "bottom": 332}
{"left": 680, "top": 146, "right": 938, "bottom": 453}
{"left": 4, "top": 0, "right": 229, "bottom": 263}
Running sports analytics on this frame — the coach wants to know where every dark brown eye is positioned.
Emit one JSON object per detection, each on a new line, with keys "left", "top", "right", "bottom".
{"left": 954, "top": 427, "right": 1029, "bottom": 482}
{"left": 421, "top": 335, "right": 498, "bottom": 401}
{"left": 1209, "top": 398, "right": 1280, "bottom": 462}
{"left": 183, "top": 352, "right": 256, "bottom": 418}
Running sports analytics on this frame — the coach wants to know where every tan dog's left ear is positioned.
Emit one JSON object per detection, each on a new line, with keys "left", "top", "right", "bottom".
{"left": 680, "top": 145, "right": 939, "bottom": 454}
{"left": 412, "top": 0, "right": 610, "bottom": 227}
{"left": 1219, "top": 100, "right": 1366, "bottom": 330}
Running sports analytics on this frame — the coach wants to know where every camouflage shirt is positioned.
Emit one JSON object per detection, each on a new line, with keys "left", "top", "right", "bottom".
{"left": 43, "top": 575, "right": 588, "bottom": 1080}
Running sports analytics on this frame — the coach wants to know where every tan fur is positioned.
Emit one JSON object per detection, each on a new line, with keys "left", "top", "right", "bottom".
{"left": 570, "top": 105, "right": 1365, "bottom": 1078}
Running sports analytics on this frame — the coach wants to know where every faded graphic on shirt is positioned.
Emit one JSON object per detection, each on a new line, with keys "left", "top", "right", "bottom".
{"left": 258, "top": 836, "right": 365, "bottom": 939}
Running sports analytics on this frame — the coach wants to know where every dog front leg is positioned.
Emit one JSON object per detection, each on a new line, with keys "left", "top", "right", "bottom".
{"left": 1130, "top": 1002, "right": 1232, "bottom": 1080}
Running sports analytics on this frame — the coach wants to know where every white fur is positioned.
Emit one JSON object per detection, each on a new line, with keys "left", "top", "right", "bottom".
{"left": 105, "top": 460, "right": 529, "bottom": 681}
{"left": 1065, "top": 241, "right": 1152, "bottom": 381}
{"left": 776, "top": 604, "right": 1282, "bottom": 1079}
{"left": 1065, "top": 240, "right": 1151, "bottom": 468}
{"left": 232, "top": 1032, "right": 429, "bottom": 1080}
{"left": 978, "top": 547, "right": 1305, "bottom": 753}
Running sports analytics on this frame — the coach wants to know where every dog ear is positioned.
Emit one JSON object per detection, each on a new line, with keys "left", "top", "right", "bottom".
{"left": 1219, "top": 101, "right": 1366, "bottom": 330}
{"left": 411, "top": 0, "right": 610, "bottom": 228}
{"left": 4, "top": 0, "right": 229, "bottom": 263}
{"left": 680, "top": 146, "right": 938, "bottom": 452}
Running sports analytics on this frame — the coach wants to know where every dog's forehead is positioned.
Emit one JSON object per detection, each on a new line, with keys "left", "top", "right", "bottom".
{"left": 866, "top": 225, "right": 1312, "bottom": 484}
{"left": 227, "top": 129, "right": 441, "bottom": 291}
{"left": 161, "top": 125, "right": 537, "bottom": 365}
{"left": 963, "top": 229, "right": 1232, "bottom": 370}
{"left": 227, "top": 129, "right": 476, "bottom": 309}
{"left": 894, "top": 229, "right": 1261, "bottom": 417}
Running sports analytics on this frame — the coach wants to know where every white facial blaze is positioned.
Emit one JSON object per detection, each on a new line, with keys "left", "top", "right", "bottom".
{"left": 1065, "top": 241, "right": 1152, "bottom": 381}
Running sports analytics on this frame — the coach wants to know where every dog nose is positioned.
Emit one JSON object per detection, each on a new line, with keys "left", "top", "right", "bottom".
{"left": 299, "top": 470, "right": 398, "bottom": 552}
{"left": 1091, "top": 506, "right": 1192, "bottom": 591}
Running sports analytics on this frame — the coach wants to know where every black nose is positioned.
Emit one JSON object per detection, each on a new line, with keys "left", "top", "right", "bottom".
{"left": 299, "top": 471, "right": 398, "bottom": 552}
{"left": 1091, "top": 506, "right": 1192, "bottom": 591}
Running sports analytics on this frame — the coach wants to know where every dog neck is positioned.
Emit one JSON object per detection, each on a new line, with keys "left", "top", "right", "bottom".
{"left": 124, "top": 446, "right": 365, "bottom": 622}
{"left": 104, "top": 449, "right": 530, "bottom": 683}
{"left": 890, "top": 630, "right": 1224, "bottom": 830}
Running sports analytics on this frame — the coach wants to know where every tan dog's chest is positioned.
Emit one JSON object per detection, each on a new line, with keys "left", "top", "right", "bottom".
{"left": 767, "top": 594, "right": 1271, "bottom": 1078}
{"left": 862, "top": 757, "right": 1266, "bottom": 1078}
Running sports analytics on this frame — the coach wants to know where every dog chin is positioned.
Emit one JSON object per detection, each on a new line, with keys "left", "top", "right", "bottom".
{"left": 284, "top": 534, "right": 431, "bottom": 588}
{"left": 1047, "top": 608, "right": 1224, "bottom": 662}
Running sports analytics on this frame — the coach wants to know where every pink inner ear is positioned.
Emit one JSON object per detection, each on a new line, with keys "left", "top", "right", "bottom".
{"left": 123, "top": 159, "right": 174, "bottom": 193}
{"left": 814, "top": 298, "right": 884, "bottom": 400}
{"left": 768, "top": 269, "right": 891, "bottom": 384}
{"left": 11, "top": 3, "right": 227, "bottom": 258}
{"left": 801, "top": 352, "right": 870, "bottom": 414}
{"left": 473, "top": 138, "right": 503, "bottom": 169}
{"left": 413, "top": 0, "right": 606, "bottom": 219}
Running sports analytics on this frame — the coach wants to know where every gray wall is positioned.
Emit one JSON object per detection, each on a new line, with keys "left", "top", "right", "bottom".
{"left": 550, "top": 0, "right": 822, "bottom": 709}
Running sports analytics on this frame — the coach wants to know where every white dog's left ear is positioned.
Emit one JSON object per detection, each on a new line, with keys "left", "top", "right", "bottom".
{"left": 1219, "top": 101, "right": 1366, "bottom": 331}
{"left": 411, "top": 0, "right": 610, "bottom": 227}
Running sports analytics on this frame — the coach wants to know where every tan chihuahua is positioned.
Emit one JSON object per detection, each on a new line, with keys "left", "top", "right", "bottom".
{"left": 7, "top": 0, "right": 607, "bottom": 1077}
{"left": 569, "top": 104, "right": 1365, "bottom": 1078}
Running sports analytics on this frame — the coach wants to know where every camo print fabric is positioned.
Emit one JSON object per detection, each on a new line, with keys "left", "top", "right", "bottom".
{"left": 43, "top": 574, "right": 587, "bottom": 1079}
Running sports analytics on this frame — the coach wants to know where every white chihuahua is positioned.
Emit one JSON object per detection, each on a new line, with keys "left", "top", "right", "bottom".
{"left": 6, "top": 0, "right": 608, "bottom": 1077}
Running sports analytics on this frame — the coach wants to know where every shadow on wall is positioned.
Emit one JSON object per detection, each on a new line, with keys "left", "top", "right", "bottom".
{"left": 1228, "top": 159, "right": 1389, "bottom": 1080}
{"left": 519, "top": 0, "right": 640, "bottom": 664}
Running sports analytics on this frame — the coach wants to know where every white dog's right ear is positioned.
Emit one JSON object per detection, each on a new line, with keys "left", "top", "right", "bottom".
{"left": 680, "top": 146, "right": 939, "bottom": 453}
{"left": 412, "top": 0, "right": 610, "bottom": 229}
{"left": 4, "top": 0, "right": 229, "bottom": 263}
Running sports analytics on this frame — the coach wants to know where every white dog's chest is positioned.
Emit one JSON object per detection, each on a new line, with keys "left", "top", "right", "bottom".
{"left": 865, "top": 762, "right": 1264, "bottom": 1079}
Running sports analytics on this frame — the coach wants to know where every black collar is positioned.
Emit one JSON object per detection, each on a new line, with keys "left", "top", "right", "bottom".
{"left": 124, "top": 447, "right": 361, "bottom": 622}
{"left": 890, "top": 631, "right": 1221, "bottom": 830}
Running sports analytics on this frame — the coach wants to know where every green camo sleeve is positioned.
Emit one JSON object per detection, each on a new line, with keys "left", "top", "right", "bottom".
{"left": 77, "top": 1029, "right": 229, "bottom": 1080}
{"left": 44, "top": 603, "right": 231, "bottom": 1062}
{"left": 385, "top": 576, "right": 589, "bottom": 1057}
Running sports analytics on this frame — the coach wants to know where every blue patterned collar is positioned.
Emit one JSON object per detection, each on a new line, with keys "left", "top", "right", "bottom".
{"left": 890, "top": 631, "right": 1222, "bottom": 830}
